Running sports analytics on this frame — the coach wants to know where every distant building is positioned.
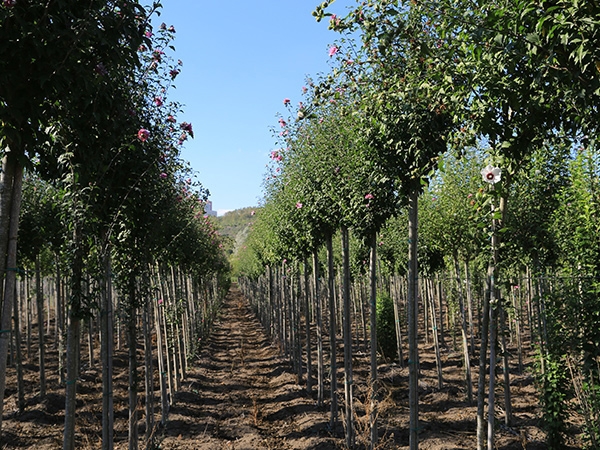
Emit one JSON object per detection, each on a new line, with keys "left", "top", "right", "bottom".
{"left": 205, "top": 200, "right": 217, "bottom": 217}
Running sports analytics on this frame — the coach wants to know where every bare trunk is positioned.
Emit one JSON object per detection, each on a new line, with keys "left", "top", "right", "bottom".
{"left": 303, "top": 258, "right": 312, "bottom": 395}
{"left": 36, "top": 255, "right": 46, "bottom": 398}
{"left": 341, "top": 226, "right": 354, "bottom": 449}
{"left": 101, "top": 251, "right": 114, "bottom": 450}
{"left": 407, "top": 189, "right": 419, "bottom": 450}
{"left": 313, "top": 248, "right": 324, "bottom": 406}
{"left": 0, "top": 156, "right": 23, "bottom": 436}
{"left": 453, "top": 252, "right": 472, "bottom": 404}
{"left": 369, "top": 233, "right": 378, "bottom": 449}
{"left": 326, "top": 235, "right": 338, "bottom": 430}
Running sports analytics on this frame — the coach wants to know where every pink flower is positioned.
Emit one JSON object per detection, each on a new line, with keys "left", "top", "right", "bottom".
{"left": 365, "top": 193, "right": 374, "bottom": 200}
{"left": 154, "top": 96, "right": 163, "bottom": 107}
{"left": 169, "top": 69, "right": 180, "bottom": 79}
{"left": 180, "top": 122, "right": 194, "bottom": 138}
{"left": 328, "top": 45, "right": 339, "bottom": 57}
{"left": 138, "top": 44, "right": 147, "bottom": 52}
{"left": 3, "top": 0, "right": 16, "bottom": 5}
{"left": 158, "top": 298, "right": 164, "bottom": 305}
{"left": 296, "top": 202, "right": 303, "bottom": 209}
{"left": 159, "top": 172, "right": 167, "bottom": 179}
{"left": 166, "top": 115, "right": 176, "bottom": 123}
{"left": 251, "top": 210, "right": 255, "bottom": 216}
{"left": 137, "top": 129, "right": 150, "bottom": 142}
{"left": 302, "top": 86, "right": 308, "bottom": 93}
{"left": 145, "top": 31, "right": 153, "bottom": 38}
{"left": 160, "top": 22, "right": 167, "bottom": 30}
{"left": 278, "top": 118, "right": 287, "bottom": 128}
{"left": 270, "top": 150, "right": 283, "bottom": 162}
{"left": 168, "top": 25, "right": 176, "bottom": 33}
{"left": 283, "top": 98, "right": 291, "bottom": 105}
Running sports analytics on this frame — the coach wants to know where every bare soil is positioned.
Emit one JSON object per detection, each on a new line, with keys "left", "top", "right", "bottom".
{"left": 0, "top": 284, "right": 582, "bottom": 449}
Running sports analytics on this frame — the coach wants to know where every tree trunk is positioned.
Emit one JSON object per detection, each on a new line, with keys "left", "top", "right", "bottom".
{"left": 303, "top": 258, "right": 312, "bottom": 395}
{"left": 36, "top": 255, "right": 46, "bottom": 398}
{"left": 341, "top": 226, "right": 355, "bottom": 449}
{"left": 326, "top": 235, "right": 338, "bottom": 431}
{"left": 368, "top": 232, "right": 378, "bottom": 450}
{"left": 0, "top": 156, "right": 23, "bottom": 436}
{"left": 453, "top": 252, "right": 472, "bottom": 404}
{"left": 391, "top": 275, "right": 404, "bottom": 368}
{"left": 143, "top": 300, "right": 155, "bottom": 443}
{"left": 12, "top": 281, "right": 24, "bottom": 413}
{"left": 127, "top": 282, "right": 139, "bottom": 450}
{"left": 312, "top": 248, "right": 324, "bottom": 407}
{"left": 64, "top": 219, "right": 85, "bottom": 450}
{"left": 427, "top": 279, "right": 443, "bottom": 389}
{"left": 500, "top": 305, "right": 512, "bottom": 425}
{"left": 407, "top": 188, "right": 419, "bottom": 450}
{"left": 101, "top": 251, "right": 114, "bottom": 450}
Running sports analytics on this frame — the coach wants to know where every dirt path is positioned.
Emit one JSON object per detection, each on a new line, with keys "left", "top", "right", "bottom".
{"left": 158, "top": 284, "right": 338, "bottom": 450}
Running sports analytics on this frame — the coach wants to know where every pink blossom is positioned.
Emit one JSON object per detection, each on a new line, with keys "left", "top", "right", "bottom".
{"left": 158, "top": 298, "right": 164, "bottom": 305}
{"left": 160, "top": 22, "right": 167, "bottom": 30}
{"left": 152, "top": 50, "right": 164, "bottom": 62}
{"left": 296, "top": 202, "right": 303, "bottom": 209}
{"left": 145, "top": 31, "right": 153, "bottom": 38}
{"left": 154, "top": 96, "right": 163, "bottom": 107}
{"left": 302, "top": 86, "right": 308, "bottom": 93}
{"left": 278, "top": 118, "right": 287, "bottom": 128}
{"left": 168, "top": 25, "right": 176, "bottom": 33}
{"left": 138, "top": 44, "right": 147, "bottom": 52}
{"left": 251, "top": 210, "right": 255, "bottom": 216}
{"left": 180, "top": 122, "right": 194, "bottom": 138}
{"left": 159, "top": 172, "right": 167, "bottom": 179}
{"left": 169, "top": 68, "right": 180, "bottom": 79}
{"left": 328, "top": 45, "right": 339, "bottom": 57}
{"left": 3, "top": 0, "right": 16, "bottom": 6}
{"left": 283, "top": 98, "right": 291, "bottom": 105}
{"left": 270, "top": 150, "right": 283, "bottom": 162}
{"left": 365, "top": 193, "right": 374, "bottom": 200}
{"left": 137, "top": 128, "right": 150, "bottom": 142}
{"left": 167, "top": 115, "right": 176, "bottom": 123}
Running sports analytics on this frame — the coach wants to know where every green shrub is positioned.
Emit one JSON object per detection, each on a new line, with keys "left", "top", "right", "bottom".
{"left": 376, "top": 292, "right": 396, "bottom": 360}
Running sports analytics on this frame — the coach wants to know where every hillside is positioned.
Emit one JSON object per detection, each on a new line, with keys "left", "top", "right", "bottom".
{"left": 215, "top": 207, "right": 258, "bottom": 258}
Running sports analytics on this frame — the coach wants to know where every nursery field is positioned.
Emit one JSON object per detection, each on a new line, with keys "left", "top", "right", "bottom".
{"left": 0, "top": 285, "right": 584, "bottom": 449}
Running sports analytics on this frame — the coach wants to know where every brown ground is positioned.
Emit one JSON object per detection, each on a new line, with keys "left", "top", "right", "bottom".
{"left": 0, "top": 285, "right": 583, "bottom": 449}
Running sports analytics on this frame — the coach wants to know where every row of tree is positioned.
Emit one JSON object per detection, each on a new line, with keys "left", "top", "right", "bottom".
{"left": 235, "top": 0, "right": 600, "bottom": 449}
{"left": 1, "top": 2, "right": 229, "bottom": 449}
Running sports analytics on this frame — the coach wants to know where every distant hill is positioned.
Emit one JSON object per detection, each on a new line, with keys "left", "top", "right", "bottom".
{"left": 215, "top": 207, "right": 258, "bottom": 258}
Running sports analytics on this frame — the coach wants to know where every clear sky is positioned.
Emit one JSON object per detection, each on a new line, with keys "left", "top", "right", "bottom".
{"left": 155, "top": 0, "right": 356, "bottom": 215}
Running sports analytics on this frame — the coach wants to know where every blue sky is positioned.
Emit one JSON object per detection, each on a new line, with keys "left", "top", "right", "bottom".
{"left": 156, "top": 0, "right": 357, "bottom": 215}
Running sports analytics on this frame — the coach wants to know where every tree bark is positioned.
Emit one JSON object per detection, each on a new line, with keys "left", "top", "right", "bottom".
{"left": 303, "top": 258, "right": 312, "bottom": 395}
{"left": 101, "top": 251, "right": 114, "bottom": 450}
{"left": 36, "top": 254, "right": 46, "bottom": 398}
{"left": 312, "top": 248, "right": 324, "bottom": 407}
{"left": 369, "top": 232, "right": 378, "bottom": 450}
{"left": 326, "top": 235, "right": 338, "bottom": 430}
{"left": 63, "top": 219, "right": 85, "bottom": 450}
{"left": 407, "top": 188, "right": 419, "bottom": 450}
{"left": 0, "top": 156, "right": 23, "bottom": 436}
{"left": 341, "top": 226, "right": 354, "bottom": 449}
